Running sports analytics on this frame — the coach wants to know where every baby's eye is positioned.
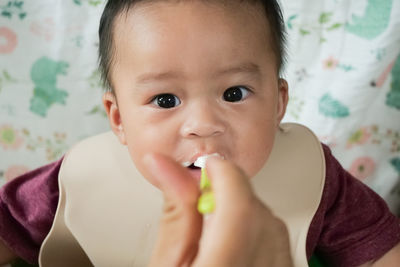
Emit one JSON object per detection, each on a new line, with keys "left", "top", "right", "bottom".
{"left": 223, "top": 86, "right": 251, "bottom": 102}
{"left": 151, "top": 93, "right": 181, "bottom": 108}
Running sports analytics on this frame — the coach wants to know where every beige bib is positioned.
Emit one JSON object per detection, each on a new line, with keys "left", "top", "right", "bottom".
{"left": 39, "top": 123, "right": 325, "bottom": 267}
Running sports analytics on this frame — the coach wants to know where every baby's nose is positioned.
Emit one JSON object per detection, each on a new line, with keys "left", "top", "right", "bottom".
{"left": 180, "top": 103, "right": 226, "bottom": 138}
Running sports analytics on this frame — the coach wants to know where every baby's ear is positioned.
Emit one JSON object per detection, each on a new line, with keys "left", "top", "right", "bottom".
{"left": 102, "top": 92, "right": 127, "bottom": 145}
{"left": 277, "top": 78, "right": 289, "bottom": 126}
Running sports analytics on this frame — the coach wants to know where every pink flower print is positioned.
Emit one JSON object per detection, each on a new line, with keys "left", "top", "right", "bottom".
{"left": 323, "top": 56, "right": 339, "bottom": 70}
{"left": 4, "top": 165, "right": 30, "bottom": 182}
{"left": 30, "top": 17, "right": 55, "bottom": 41}
{"left": 349, "top": 157, "right": 376, "bottom": 180}
{"left": 0, "top": 27, "right": 17, "bottom": 54}
{"left": 0, "top": 125, "right": 23, "bottom": 150}
{"left": 346, "top": 127, "right": 371, "bottom": 148}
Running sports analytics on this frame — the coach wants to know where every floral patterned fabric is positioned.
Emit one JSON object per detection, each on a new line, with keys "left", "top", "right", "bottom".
{"left": 0, "top": 0, "right": 399, "bottom": 226}
{"left": 0, "top": 0, "right": 108, "bottom": 188}
{"left": 281, "top": 0, "right": 400, "bottom": 215}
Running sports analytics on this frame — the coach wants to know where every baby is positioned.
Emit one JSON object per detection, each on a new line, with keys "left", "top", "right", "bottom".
{"left": 1, "top": 0, "right": 400, "bottom": 266}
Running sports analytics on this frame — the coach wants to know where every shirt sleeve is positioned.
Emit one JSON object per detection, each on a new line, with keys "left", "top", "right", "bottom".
{"left": 306, "top": 144, "right": 400, "bottom": 266}
{"left": 0, "top": 158, "right": 62, "bottom": 264}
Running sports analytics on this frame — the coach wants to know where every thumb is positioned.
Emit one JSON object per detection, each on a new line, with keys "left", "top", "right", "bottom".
{"left": 143, "top": 153, "right": 202, "bottom": 267}
{"left": 143, "top": 153, "right": 199, "bottom": 202}
{"left": 194, "top": 157, "right": 260, "bottom": 266}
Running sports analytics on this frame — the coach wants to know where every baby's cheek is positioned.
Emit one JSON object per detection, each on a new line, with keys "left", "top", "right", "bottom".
{"left": 128, "top": 149, "right": 159, "bottom": 187}
{"left": 239, "top": 139, "right": 273, "bottom": 178}
{"left": 243, "top": 154, "right": 269, "bottom": 178}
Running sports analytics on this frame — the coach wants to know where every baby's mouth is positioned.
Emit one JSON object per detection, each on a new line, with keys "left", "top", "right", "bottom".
{"left": 183, "top": 153, "right": 223, "bottom": 181}
{"left": 186, "top": 164, "right": 202, "bottom": 181}
{"left": 188, "top": 163, "right": 200, "bottom": 170}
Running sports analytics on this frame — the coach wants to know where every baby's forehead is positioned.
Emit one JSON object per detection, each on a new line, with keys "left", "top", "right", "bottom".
{"left": 113, "top": 0, "right": 269, "bottom": 33}
{"left": 105, "top": 0, "right": 281, "bottom": 89}
{"left": 99, "top": 0, "right": 284, "bottom": 92}
{"left": 111, "top": 1, "right": 274, "bottom": 59}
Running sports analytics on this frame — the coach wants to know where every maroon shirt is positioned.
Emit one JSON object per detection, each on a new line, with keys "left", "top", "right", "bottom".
{"left": 1, "top": 145, "right": 399, "bottom": 266}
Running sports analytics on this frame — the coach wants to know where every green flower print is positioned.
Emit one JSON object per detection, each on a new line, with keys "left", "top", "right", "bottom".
{"left": 322, "top": 56, "right": 355, "bottom": 72}
{"left": 347, "top": 127, "right": 371, "bottom": 148}
{"left": 22, "top": 129, "right": 68, "bottom": 161}
{"left": 86, "top": 105, "right": 107, "bottom": 117}
{"left": 0, "top": 0, "right": 27, "bottom": 19}
{"left": 347, "top": 125, "right": 400, "bottom": 152}
{"left": 86, "top": 68, "right": 107, "bottom": 117}
{"left": 286, "top": 12, "right": 343, "bottom": 43}
{"left": 0, "top": 124, "right": 23, "bottom": 150}
{"left": 73, "top": 0, "right": 103, "bottom": 7}
{"left": 287, "top": 95, "right": 305, "bottom": 120}
{"left": 386, "top": 54, "right": 400, "bottom": 110}
{"left": 88, "top": 68, "right": 103, "bottom": 89}
{"left": 346, "top": 0, "right": 392, "bottom": 40}
{"left": 29, "top": 57, "right": 69, "bottom": 117}
{"left": 0, "top": 70, "right": 17, "bottom": 93}
{"left": 390, "top": 157, "right": 400, "bottom": 176}
{"left": 319, "top": 93, "right": 350, "bottom": 118}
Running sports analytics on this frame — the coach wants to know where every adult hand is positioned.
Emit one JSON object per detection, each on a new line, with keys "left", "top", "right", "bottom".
{"left": 144, "top": 154, "right": 293, "bottom": 267}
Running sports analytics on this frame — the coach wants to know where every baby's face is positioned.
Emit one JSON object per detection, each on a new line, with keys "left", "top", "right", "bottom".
{"left": 104, "top": 1, "right": 288, "bottom": 184}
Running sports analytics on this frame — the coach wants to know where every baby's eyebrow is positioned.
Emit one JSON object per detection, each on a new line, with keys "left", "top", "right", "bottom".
{"left": 136, "top": 71, "right": 182, "bottom": 84}
{"left": 214, "top": 62, "right": 261, "bottom": 78}
{"left": 135, "top": 62, "right": 261, "bottom": 84}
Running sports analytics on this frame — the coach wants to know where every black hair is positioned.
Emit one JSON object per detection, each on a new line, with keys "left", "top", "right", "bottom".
{"left": 98, "top": 0, "right": 286, "bottom": 93}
